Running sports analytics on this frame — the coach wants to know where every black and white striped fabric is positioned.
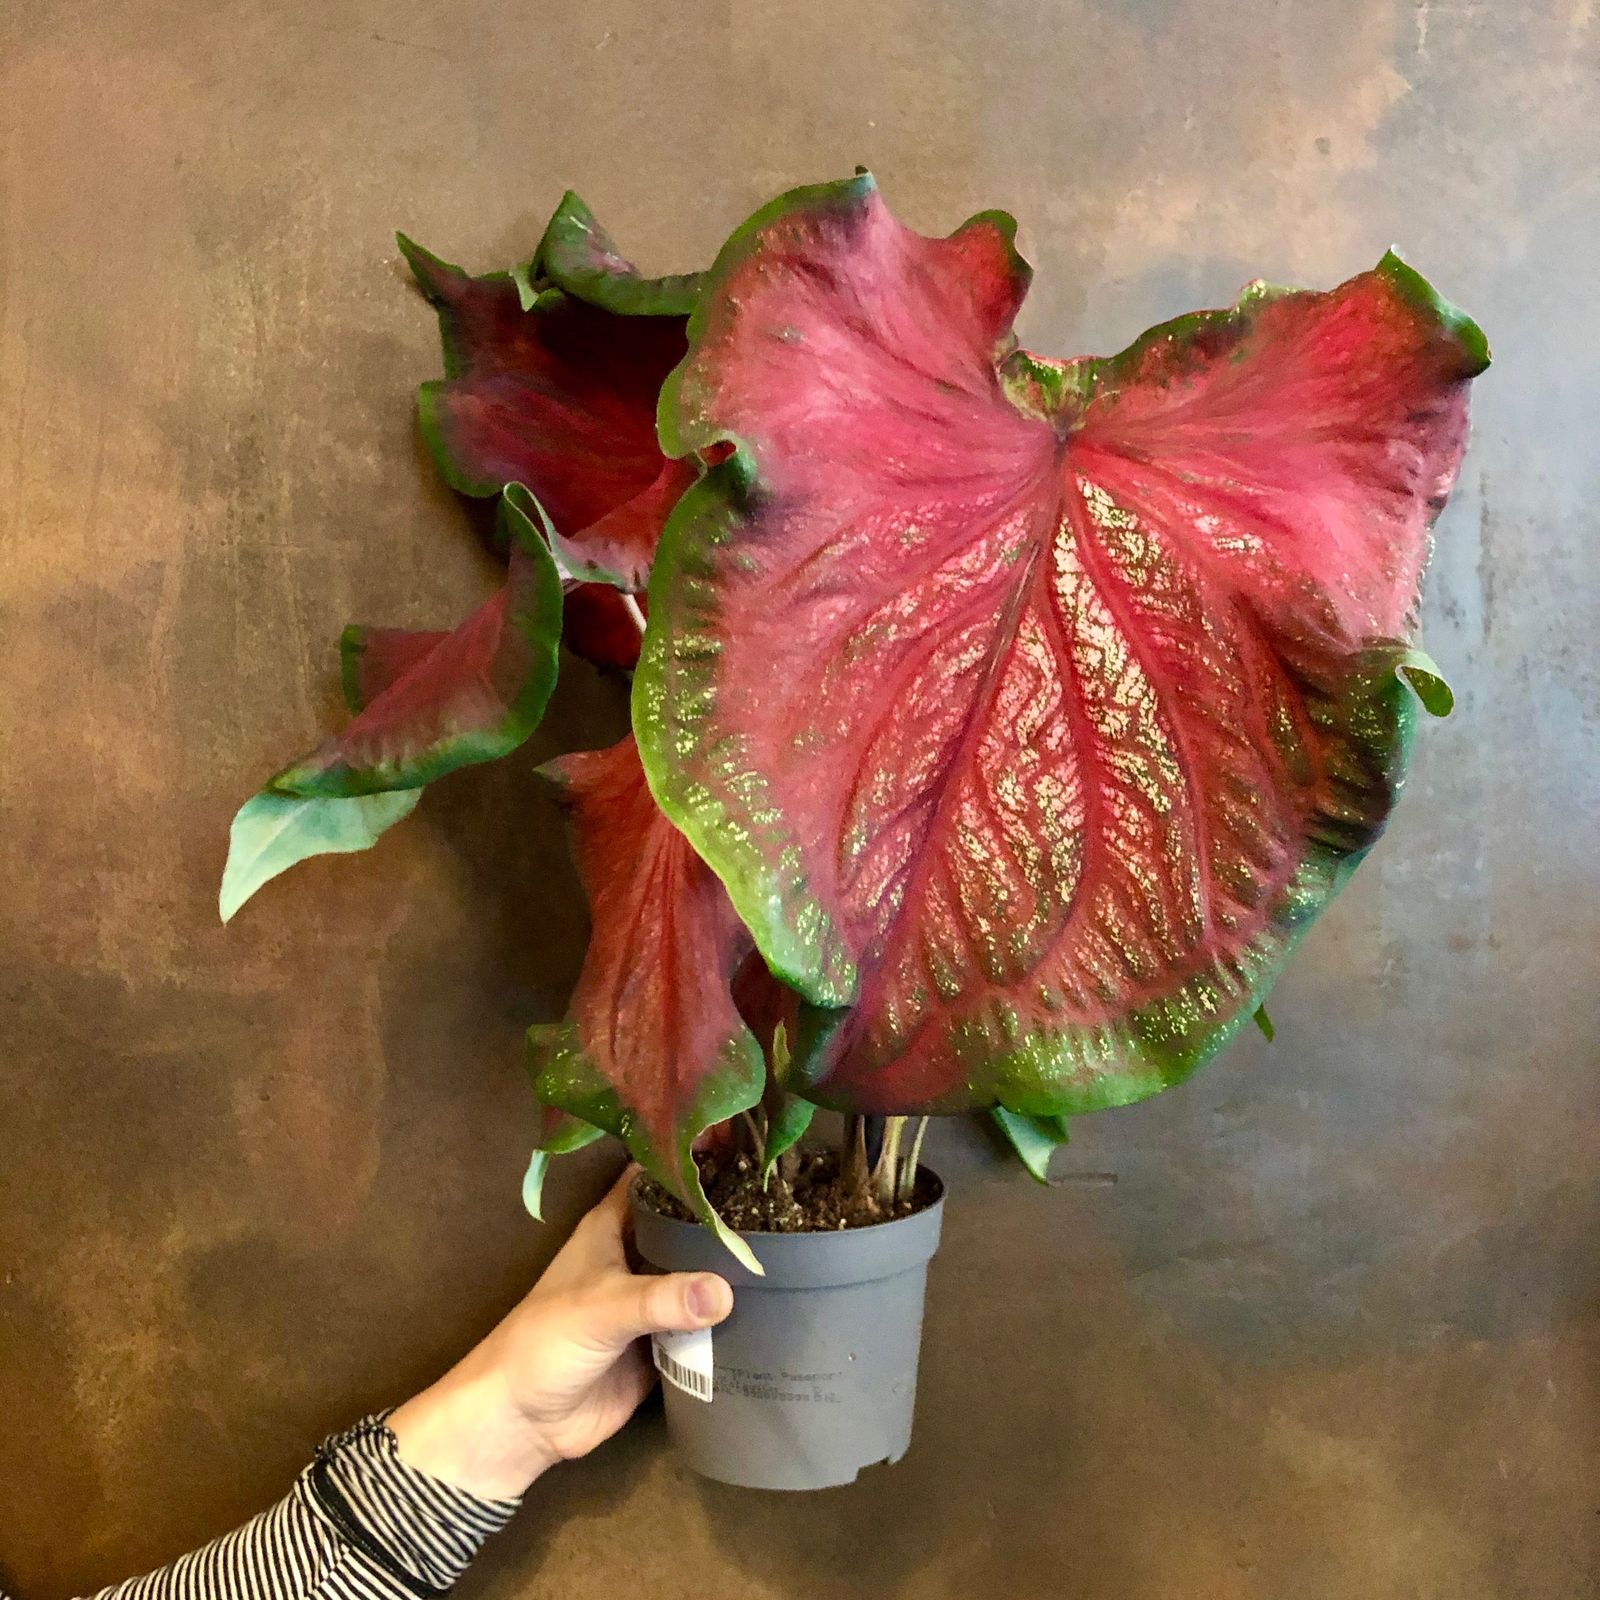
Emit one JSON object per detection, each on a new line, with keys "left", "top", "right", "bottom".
{"left": 15, "top": 1414, "right": 519, "bottom": 1600}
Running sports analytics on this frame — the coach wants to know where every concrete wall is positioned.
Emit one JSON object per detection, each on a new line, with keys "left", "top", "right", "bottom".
{"left": 1, "top": 2, "right": 1595, "bottom": 1595}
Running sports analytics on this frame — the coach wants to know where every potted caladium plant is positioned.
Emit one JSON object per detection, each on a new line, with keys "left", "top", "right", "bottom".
{"left": 222, "top": 173, "right": 1487, "bottom": 1492}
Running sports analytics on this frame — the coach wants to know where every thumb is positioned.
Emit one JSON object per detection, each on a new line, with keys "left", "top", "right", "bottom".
{"left": 584, "top": 1270, "right": 733, "bottom": 1349}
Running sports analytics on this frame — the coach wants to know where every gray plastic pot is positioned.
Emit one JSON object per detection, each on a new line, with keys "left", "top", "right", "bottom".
{"left": 630, "top": 1172, "right": 945, "bottom": 1491}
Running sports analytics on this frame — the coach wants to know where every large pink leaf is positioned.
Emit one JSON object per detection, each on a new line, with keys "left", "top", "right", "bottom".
{"left": 272, "top": 486, "right": 562, "bottom": 797}
{"left": 399, "top": 224, "right": 690, "bottom": 590}
{"left": 636, "top": 174, "right": 1487, "bottom": 1117}
{"left": 527, "top": 735, "right": 764, "bottom": 1270}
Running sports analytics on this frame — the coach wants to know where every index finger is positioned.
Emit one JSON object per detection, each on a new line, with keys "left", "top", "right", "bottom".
{"left": 580, "top": 1162, "right": 643, "bottom": 1263}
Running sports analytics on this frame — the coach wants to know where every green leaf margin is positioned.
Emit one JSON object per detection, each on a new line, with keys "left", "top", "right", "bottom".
{"left": 270, "top": 486, "right": 563, "bottom": 798}
{"left": 526, "top": 1018, "right": 767, "bottom": 1275}
{"left": 219, "top": 788, "right": 421, "bottom": 923}
{"left": 991, "top": 1106, "right": 1071, "bottom": 1183}
{"left": 532, "top": 190, "right": 701, "bottom": 319}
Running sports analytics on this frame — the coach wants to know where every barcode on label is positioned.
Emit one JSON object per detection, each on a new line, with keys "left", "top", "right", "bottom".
{"left": 652, "top": 1325, "right": 714, "bottom": 1402}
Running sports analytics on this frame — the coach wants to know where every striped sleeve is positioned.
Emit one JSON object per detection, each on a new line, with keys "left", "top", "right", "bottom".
{"left": 47, "top": 1413, "right": 520, "bottom": 1600}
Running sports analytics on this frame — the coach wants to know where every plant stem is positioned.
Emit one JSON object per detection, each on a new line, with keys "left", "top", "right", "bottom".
{"left": 872, "top": 1116, "right": 905, "bottom": 1205}
{"left": 622, "top": 592, "right": 648, "bottom": 635}
{"left": 740, "top": 1109, "right": 766, "bottom": 1169}
{"left": 841, "top": 1114, "right": 870, "bottom": 1201}
{"left": 899, "top": 1116, "right": 929, "bottom": 1203}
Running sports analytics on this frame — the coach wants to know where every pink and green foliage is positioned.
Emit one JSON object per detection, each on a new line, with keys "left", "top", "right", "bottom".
{"left": 398, "top": 198, "right": 701, "bottom": 662}
{"left": 397, "top": 225, "right": 690, "bottom": 592}
{"left": 221, "top": 195, "right": 699, "bottom": 918}
{"left": 526, "top": 735, "right": 765, "bottom": 1270}
{"left": 635, "top": 173, "right": 1488, "bottom": 1125}
{"left": 219, "top": 486, "right": 562, "bottom": 921}
{"left": 530, "top": 190, "right": 702, "bottom": 321}
{"left": 223, "top": 174, "right": 1487, "bottom": 1246}
{"left": 272, "top": 485, "right": 562, "bottom": 797}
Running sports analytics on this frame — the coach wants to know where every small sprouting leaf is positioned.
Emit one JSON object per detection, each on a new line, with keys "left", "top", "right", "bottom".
{"left": 1396, "top": 648, "right": 1455, "bottom": 717}
{"left": 219, "top": 789, "right": 421, "bottom": 923}
{"left": 761, "top": 1087, "right": 815, "bottom": 1183}
{"left": 991, "top": 1107, "right": 1071, "bottom": 1184}
{"left": 1253, "top": 1005, "right": 1276, "bottom": 1043}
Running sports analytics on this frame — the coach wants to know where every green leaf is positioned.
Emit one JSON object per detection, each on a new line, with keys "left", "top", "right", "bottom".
{"left": 1253, "top": 1005, "right": 1276, "bottom": 1042}
{"left": 219, "top": 789, "right": 421, "bottom": 923}
{"left": 521, "top": 1111, "right": 607, "bottom": 1222}
{"left": 533, "top": 190, "right": 702, "bottom": 318}
{"left": 761, "top": 1092, "right": 815, "bottom": 1183}
{"left": 991, "top": 1106, "right": 1071, "bottom": 1184}
{"left": 520, "top": 1151, "right": 553, "bottom": 1220}
{"left": 1395, "top": 648, "right": 1455, "bottom": 717}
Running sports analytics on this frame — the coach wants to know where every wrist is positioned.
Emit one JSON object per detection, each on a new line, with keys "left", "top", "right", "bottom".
{"left": 389, "top": 1361, "right": 555, "bottom": 1501}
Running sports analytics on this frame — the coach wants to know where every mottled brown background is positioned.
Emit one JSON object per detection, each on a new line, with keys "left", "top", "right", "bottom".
{"left": 1, "top": 0, "right": 1595, "bottom": 1595}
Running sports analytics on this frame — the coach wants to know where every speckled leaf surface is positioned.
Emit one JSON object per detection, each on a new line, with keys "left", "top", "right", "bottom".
{"left": 637, "top": 173, "right": 1487, "bottom": 1118}
{"left": 271, "top": 486, "right": 562, "bottom": 798}
{"left": 526, "top": 735, "right": 764, "bottom": 1271}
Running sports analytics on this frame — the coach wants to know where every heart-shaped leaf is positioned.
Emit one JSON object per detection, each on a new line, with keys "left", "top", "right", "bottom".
{"left": 271, "top": 486, "right": 562, "bottom": 798}
{"left": 526, "top": 735, "right": 765, "bottom": 1272}
{"left": 637, "top": 173, "right": 1487, "bottom": 1119}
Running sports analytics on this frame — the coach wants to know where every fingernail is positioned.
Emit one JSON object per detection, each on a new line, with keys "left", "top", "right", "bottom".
{"left": 687, "top": 1276, "right": 722, "bottom": 1322}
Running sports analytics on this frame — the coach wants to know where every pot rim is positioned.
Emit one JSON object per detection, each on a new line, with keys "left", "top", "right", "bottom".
{"left": 628, "top": 1165, "right": 945, "bottom": 1240}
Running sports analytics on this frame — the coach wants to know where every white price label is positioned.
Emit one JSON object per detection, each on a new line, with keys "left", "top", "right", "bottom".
{"left": 652, "top": 1325, "right": 714, "bottom": 1402}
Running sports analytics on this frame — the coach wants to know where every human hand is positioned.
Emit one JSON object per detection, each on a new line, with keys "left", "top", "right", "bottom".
{"left": 388, "top": 1165, "right": 733, "bottom": 1499}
